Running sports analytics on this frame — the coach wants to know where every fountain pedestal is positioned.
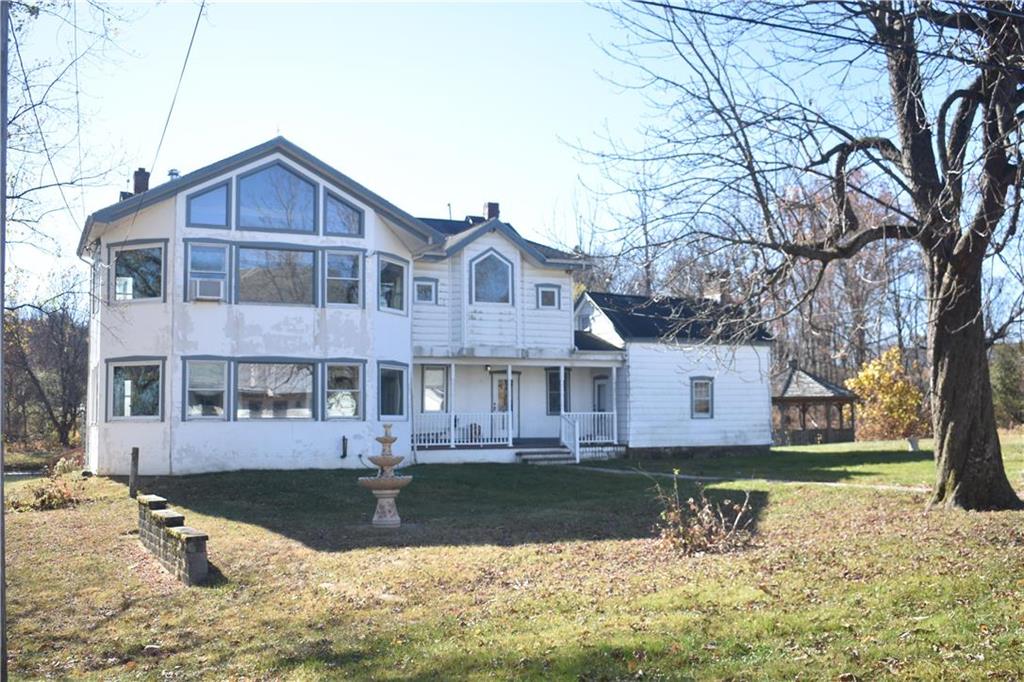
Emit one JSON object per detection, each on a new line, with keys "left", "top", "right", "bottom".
{"left": 358, "top": 424, "right": 412, "bottom": 528}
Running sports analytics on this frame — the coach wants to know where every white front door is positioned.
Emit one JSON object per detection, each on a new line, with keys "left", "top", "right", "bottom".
{"left": 491, "top": 372, "right": 520, "bottom": 438}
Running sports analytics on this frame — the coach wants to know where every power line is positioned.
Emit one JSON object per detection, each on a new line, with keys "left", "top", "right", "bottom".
{"left": 72, "top": 0, "right": 85, "bottom": 221}
{"left": 627, "top": 0, "right": 1024, "bottom": 77}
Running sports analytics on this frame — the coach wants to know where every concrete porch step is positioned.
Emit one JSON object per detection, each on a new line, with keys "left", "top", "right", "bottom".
{"left": 516, "top": 449, "right": 574, "bottom": 465}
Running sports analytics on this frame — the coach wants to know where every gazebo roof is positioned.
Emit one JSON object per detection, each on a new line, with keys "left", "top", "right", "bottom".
{"left": 772, "top": 363, "right": 857, "bottom": 402}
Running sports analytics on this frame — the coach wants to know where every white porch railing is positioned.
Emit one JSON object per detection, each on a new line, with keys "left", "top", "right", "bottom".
{"left": 559, "top": 414, "right": 581, "bottom": 463}
{"left": 413, "top": 412, "right": 511, "bottom": 447}
{"left": 563, "top": 411, "right": 615, "bottom": 444}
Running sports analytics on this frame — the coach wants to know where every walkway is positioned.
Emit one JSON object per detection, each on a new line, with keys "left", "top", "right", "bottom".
{"left": 573, "top": 465, "right": 931, "bottom": 494}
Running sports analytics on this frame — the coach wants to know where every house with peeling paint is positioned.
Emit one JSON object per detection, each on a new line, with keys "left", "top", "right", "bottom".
{"left": 79, "top": 137, "right": 772, "bottom": 475}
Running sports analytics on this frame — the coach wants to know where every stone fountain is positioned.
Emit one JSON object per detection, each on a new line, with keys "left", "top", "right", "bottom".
{"left": 358, "top": 424, "right": 412, "bottom": 528}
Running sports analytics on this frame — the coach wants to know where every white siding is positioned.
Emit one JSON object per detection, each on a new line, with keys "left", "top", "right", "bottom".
{"left": 624, "top": 342, "right": 772, "bottom": 448}
{"left": 411, "top": 259, "right": 449, "bottom": 354}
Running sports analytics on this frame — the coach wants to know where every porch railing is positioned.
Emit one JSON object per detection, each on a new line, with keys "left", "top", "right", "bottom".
{"left": 559, "top": 414, "right": 581, "bottom": 463}
{"left": 413, "top": 412, "right": 511, "bottom": 447}
{"left": 563, "top": 411, "right": 615, "bottom": 444}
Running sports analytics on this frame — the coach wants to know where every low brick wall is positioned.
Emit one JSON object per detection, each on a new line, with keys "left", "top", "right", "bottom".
{"left": 137, "top": 494, "right": 209, "bottom": 586}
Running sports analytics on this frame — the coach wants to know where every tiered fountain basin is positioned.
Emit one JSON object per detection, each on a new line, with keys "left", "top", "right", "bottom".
{"left": 358, "top": 426, "right": 412, "bottom": 528}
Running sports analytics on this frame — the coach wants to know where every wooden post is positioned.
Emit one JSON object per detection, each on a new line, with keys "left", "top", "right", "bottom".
{"left": 129, "top": 447, "right": 139, "bottom": 498}
{"left": 506, "top": 364, "right": 513, "bottom": 447}
{"left": 449, "top": 363, "right": 456, "bottom": 448}
{"left": 611, "top": 365, "right": 619, "bottom": 444}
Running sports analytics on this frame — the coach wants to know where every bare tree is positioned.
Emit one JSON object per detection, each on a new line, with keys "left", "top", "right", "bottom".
{"left": 594, "top": 1, "right": 1024, "bottom": 509}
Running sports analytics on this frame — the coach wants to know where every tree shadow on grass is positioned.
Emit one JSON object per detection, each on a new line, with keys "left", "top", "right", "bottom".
{"left": 108, "top": 464, "right": 769, "bottom": 553}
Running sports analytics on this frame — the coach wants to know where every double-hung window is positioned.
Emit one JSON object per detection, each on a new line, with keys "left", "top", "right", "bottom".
{"left": 691, "top": 377, "right": 714, "bottom": 418}
{"left": 325, "top": 251, "right": 361, "bottom": 306}
{"left": 112, "top": 244, "right": 163, "bottom": 301}
{"left": 236, "top": 362, "right": 314, "bottom": 419}
{"left": 378, "top": 257, "right": 406, "bottom": 313}
{"left": 378, "top": 364, "right": 406, "bottom": 419}
{"left": 110, "top": 361, "right": 162, "bottom": 419}
{"left": 325, "top": 364, "right": 362, "bottom": 419}
{"left": 187, "top": 243, "right": 229, "bottom": 301}
{"left": 545, "top": 368, "right": 571, "bottom": 415}
{"left": 186, "top": 360, "right": 228, "bottom": 419}
{"left": 237, "top": 247, "right": 315, "bottom": 305}
{"left": 421, "top": 366, "right": 447, "bottom": 413}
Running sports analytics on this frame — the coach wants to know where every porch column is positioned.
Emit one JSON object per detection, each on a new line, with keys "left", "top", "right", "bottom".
{"left": 449, "top": 363, "right": 456, "bottom": 448}
{"left": 506, "top": 363, "right": 513, "bottom": 447}
{"left": 611, "top": 366, "right": 619, "bottom": 444}
{"left": 559, "top": 365, "right": 566, "bottom": 414}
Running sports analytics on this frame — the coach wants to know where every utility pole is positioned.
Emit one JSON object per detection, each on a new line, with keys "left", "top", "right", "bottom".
{"left": 1, "top": 0, "right": 9, "bottom": 677}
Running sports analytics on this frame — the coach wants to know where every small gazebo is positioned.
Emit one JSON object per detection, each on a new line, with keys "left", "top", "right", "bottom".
{"left": 772, "top": 361, "right": 858, "bottom": 445}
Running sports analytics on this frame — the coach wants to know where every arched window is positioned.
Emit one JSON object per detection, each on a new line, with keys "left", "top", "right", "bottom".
{"left": 471, "top": 252, "right": 512, "bottom": 304}
{"left": 237, "top": 162, "right": 316, "bottom": 232}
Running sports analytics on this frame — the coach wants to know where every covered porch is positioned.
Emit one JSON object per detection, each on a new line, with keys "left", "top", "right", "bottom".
{"left": 411, "top": 356, "right": 624, "bottom": 459}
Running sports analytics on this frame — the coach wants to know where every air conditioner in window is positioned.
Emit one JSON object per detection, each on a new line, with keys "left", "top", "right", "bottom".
{"left": 190, "top": 278, "right": 224, "bottom": 302}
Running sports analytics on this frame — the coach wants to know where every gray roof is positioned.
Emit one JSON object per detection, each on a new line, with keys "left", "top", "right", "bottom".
{"left": 574, "top": 330, "right": 621, "bottom": 352}
{"left": 418, "top": 217, "right": 583, "bottom": 268}
{"left": 773, "top": 364, "right": 857, "bottom": 401}
{"left": 78, "top": 136, "right": 445, "bottom": 255}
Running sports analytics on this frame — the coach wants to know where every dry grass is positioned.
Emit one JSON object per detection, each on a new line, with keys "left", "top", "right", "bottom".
{"left": 5, "top": 450, "right": 1024, "bottom": 680}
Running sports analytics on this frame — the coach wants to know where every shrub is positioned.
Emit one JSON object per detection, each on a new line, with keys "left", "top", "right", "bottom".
{"left": 991, "top": 343, "right": 1024, "bottom": 428}
{"left": 845, "top": 348, "right": 925, "bottom": 440}
{"left": 8, "top": 456, "right": 85, "bottom": 511}
{"left": 653, "top": 475, "right": 753, "bottom": 555}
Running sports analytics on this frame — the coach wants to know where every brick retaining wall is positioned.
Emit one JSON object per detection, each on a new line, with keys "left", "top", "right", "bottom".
{"left": 137, "top": 494, "right": 209, "bottom": 585}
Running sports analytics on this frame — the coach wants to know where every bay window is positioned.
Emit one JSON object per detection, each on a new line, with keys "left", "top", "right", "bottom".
{"left": 379, "top": 364, "right": 406, "bottom": 419}
{"left": 378, "top": 257, "right": 406, "bottom": 312}
{"left": 237, "top": 247, "right": 315, "bottom": 305}
{"left": 325, "top": 251, "right": 361, "bottom": 306}
{"left": 325, "top": 363, "right": 362, "bottom": 419}
{"left": 236, "top": 362, "right": 315, "bottom": 420}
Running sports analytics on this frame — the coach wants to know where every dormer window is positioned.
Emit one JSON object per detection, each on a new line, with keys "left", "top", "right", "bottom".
{"left": 237, "top": 162, "right": 316, "bottom": 233}
{"left": 471, "top": 251, "right": 512, "bottom": 304}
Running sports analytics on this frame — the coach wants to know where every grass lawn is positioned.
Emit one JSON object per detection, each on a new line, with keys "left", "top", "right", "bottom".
{"left": 592, "top": 434, "right": 1024, "bottom": 488}
{"left": 3, "top": 447, "right": 70, "bottom": 472}
{"left": 6, "top": 445, "right": 1024, "bottom": 680}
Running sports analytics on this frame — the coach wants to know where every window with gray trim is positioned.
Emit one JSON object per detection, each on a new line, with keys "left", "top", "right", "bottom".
{"left": 379, "top": 258, "right": 405, "bottom": 312}
{"left": 472, "top": 252, "right": 511, "bottom": 304}
{"left": 691, "top": 377, "right": 714, "bottom": 418}
{"left": 325, "top": 364, "right": 361, "bottom": 419}
{"left": 113, "top": 245, "right": 163, "bottom": 301}
{"left": 545, "top": 368, "right": 571, "bottom": 415}
{"left": 236, "top": 362, "right": 314, "bottom": 419}
{"left": 186, "top": 360, "right": 227, "bottom": 419}
{"left": 324, "top": 192, "right": 363, "bottom": 236}
{"left": 325, "top": 252, "right": 361, "bottom": 305}
{"left": 187, "top": 183, "right": 229, "bottom": 227}
{"left": 537, "top": 285, "right": 559, "bottom": 309}
{"left": 187, "top": 244, "right": 228, "bottom": 299}
{"left": 379, "top": 365, "right": 406, "bottom": 417}
{"left": 421, "top": 366, "right": 447, "bottom": 412}
{"left": 237, "top": 247, "right": 315, "bottom": 305}
{"left": 238, "top": 163, "right": 316, "bottom": 232}
{"left": 414, "top": 279, "right": 437, "bottom": 304}
{"left": 111, "top": 363, "right": 161, "bottom": 418}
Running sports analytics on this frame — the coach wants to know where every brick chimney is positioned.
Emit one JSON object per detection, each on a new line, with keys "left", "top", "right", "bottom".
{"left": 485, "top": 202, "right": 500, "bottom": 220}
{"left": 133, "top": 167, "right": 151, "bottom": 195}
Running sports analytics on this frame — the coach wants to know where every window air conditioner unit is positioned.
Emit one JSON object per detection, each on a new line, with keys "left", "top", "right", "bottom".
{"left": 191, "top": 278, "right": 224, "bottom": 302}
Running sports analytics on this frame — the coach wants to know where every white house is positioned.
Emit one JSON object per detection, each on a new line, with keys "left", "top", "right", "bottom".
{"left": 78, "top": 138, "right": 772, "bottom": 475}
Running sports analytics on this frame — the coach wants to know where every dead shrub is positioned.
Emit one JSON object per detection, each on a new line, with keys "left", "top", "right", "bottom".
{"left": 8, "top": 456, "right": 86, "bottom": 511}
{"left": 654, "top": 474, "right": 753, "bottom": 555}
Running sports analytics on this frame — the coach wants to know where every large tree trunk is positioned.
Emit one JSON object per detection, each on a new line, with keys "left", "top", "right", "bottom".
{"left": 928, "top": 256, "right": 1023, "bottom": 510}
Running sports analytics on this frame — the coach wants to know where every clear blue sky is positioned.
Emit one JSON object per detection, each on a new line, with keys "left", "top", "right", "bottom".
{"left": 16, "top": 1, "right": 646, "bottom": 290}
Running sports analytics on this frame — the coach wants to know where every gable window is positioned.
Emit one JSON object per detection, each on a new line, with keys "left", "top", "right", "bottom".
{"left": 186, "top": 360, "right": 227, "bottom": 419}
{"left": 537, "top": 285, "right": 560, "bottom": 309}
{"left": 691, "top": 377, "right": 714, "bottom": 418}
{"left": 545, "top": 368, "right": 571, "bottom": 415}
{"left": 325, "top": 251, "right": 361, "bottom": 306}
{"left": 471, "top": 251, "right": 511, "bottom": 304}
{"left": 186, "top": 243, "right": 228, "bottom": 301}
{"left": 324, "top": 192, "right": 363, "bottom": 236}
{"left": 110, "top": 362, "right": 162, "bottom": 419}
{"left": 378, "top": 257, "right": 406, "bottom": 312}
{"left": 414, "top": 278, "right": 437, "bottom": 304}
{"left": 421, "top": 366, "right": 447, "bottom": 413}
{"left": 237, "top": 162, "right": 316, "bottom": 232}
{"left": 237, "top": 247, "right": 315, "bottom": 305}
{"left": 379, "top": 364, "right": 406, "bottom": 418}
{"left": 113, "top": 244, "right": 163, "bottom": 301}
{"left": 325, "top": 363, "right": 361, "bottom": 419}
{"left": 186, "top": 182, "right": 229, "bottom": 227}
{"left": 236, "top": 362, "right": 314, "bottom": 419}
